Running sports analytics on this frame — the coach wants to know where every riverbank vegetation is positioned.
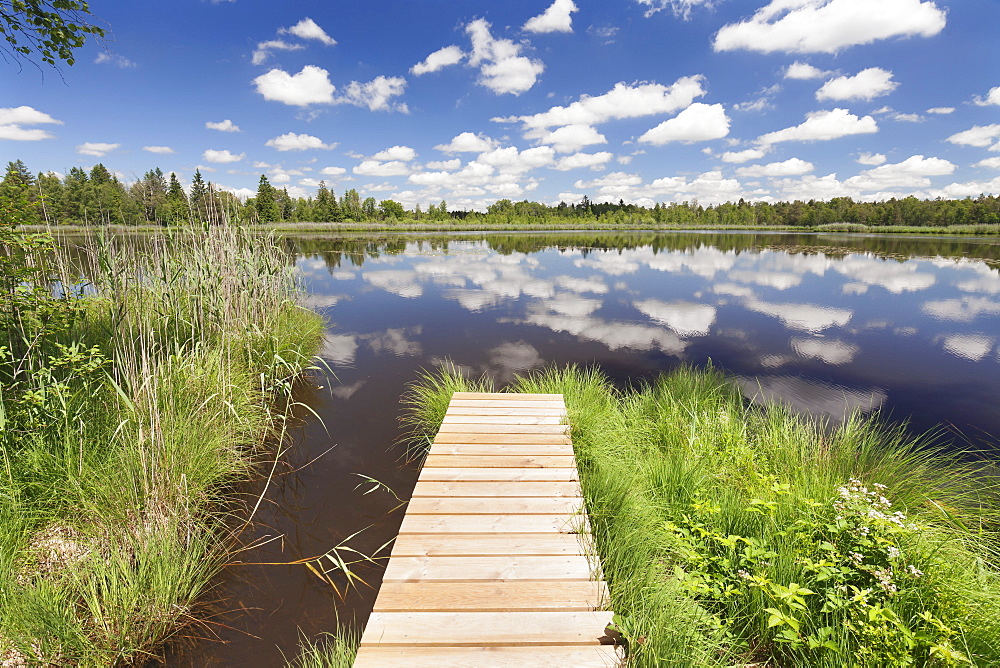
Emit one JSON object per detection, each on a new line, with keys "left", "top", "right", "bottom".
{"left": 0, "top": 212, "right": 324, "bottom": 664}
{"left": 405, "top": 365, "right": 1000, "bottom": 666}
{"left": 4, "top": 159, "right": 1000, "bottom": 232}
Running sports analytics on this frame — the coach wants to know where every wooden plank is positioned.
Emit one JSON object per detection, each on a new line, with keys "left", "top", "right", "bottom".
{"left": 448, "top": 399, "right": 566, "bottom": 409}
{"left": 359, "top": 611, "right": 615, "bottom": 647}
{"left": 407, "top": 497, "right": 583, "bottom": 515}
{"left": 424, "top": 455, "right": 577, "bottom": 469}
{"left": 381, "top": 556, "right": 594, "bottom": 582}
{"left": 442, "top": 415, "right": 566, "bottom": 425}
{"left": 390, "top": 533, "right": 590, "bottom": 557}
{"left": 416, "top": 468, "right": 579, "bottom": 482}
{"left": 451, "top": 392, "right": 563, "bottom": 401}
{"left": 446, "top": 407, "right": 566, "bottom": 417}
{"left": 411, "top": 481, "right": 583, "bottom": 498}
{"left": 353, "top": 645, "right": 621, "bottom": 668}
{"left": 428, "top": 443, "right": 575, "bottom": 456}
{"left": 373, "top": 581, "right": 608, "bottom": 612}
{"left": 433, "top": 432, "right": 571, "bottom": 445}
{"left": 436, "top": 423, "right": 568, "bottom": 434}
{"left": 398, "top": 514, "right": 584, "bottom": 534}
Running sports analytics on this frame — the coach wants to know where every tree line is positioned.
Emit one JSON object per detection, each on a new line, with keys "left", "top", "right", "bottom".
{"left": 2, "top": 159, "right": 999, "bottom": 228}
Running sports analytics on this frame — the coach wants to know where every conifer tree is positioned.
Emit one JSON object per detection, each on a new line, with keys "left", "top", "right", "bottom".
{"left": 255, "top": 174, "right": 280, "bottom": 223}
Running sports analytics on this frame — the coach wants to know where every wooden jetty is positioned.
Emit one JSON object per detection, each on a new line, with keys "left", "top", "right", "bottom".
{"left": 354, "top": 392, "right": 619, "bottom": 667}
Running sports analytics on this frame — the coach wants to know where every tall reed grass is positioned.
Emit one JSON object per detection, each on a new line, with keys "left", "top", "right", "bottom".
{"left": 405, "top": 364, "right": 1000, "bottom": 666}
{"left": 0, "top": 228, "right": 324, "bottom": 665}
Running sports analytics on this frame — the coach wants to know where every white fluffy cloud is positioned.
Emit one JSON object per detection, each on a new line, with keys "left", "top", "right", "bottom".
{"left": 737, "top": 158, "right": 815, "bottom": 177}
{"left": 973, "top": 86, "right": 1000, "bottom": 107}
{"left": 720, "top": 148, "right": 767, "bottom": 163}
{"left": 206, "top": 119, "right": 241, "bottom": 132}
{"left": 532, "top": 124, "right": 607, "bottom": 153}
{"left": 506, "top": 76, "right": 706, "bottom": 133}
{"left": 319, "top": 166, "right": 347, "bottom": 177}
{"left": 435, "top": 132, "right": 500, "bottom": 154}
{"left": 975, "top": 157, "right": 1000, "bottom": 169}
{"left": 77, "top": 142, "right": 120, "bottom": 157}
{"left": 411, "top": 45, "right": 465, "bottom": 75}
{"left": 713, "top": 0, "right": 947, "bottom": 54}
{"left": 757, "top": 108, "right": 878, "bottom": 144}
{"left": 553, "top": 152, "right": 614, "bottom": 171}
{"left": 857, "top": 152, "right": 887, "bottom": 165}
{"left": 845, "top": 154, "right": 955, "bottom": 190}
{"left": 816, "top": 68, "right": 898, "bottom": 101}
{"left": 947, "top": 124, "right": 1000, "bottom": 150}
{"left": 524, "top": 0, "right": 578, "bottom": 33}
{"left": 338, "top": 76, "right": 407, "bottom": 112}
{"left": 372, "top": 145, "right": 417, "bottom": 161}
{"left": 203, "top": 149, "right": 245, "bottom": 163}
{"left": 639, "top": 102, "right": 730, "bottom": 145}
{"left": 0, "top": 105, "right": 61, "bottom": 141}
{"left": 143, "top": 146, "right": 175, "bottom": 154}
{"left": 784, "top": 61, "right": 831, "bottom": 79}
{"left": 353, "top": 160, "right": 413, "bottom": 177}
{"left": 279, "top": 17, "right": 337, "bottom": 45}
{"left": 254, "top": 65, "right": 336, "bottom": 106}
{"left": 265, "top": 132, "right": 336, "bottom": 151}
{"left": 466, "top": 19, "right": 544, "bottom": 95}
{"left": 926, "top": 107, "right": 954, "bottom": 114}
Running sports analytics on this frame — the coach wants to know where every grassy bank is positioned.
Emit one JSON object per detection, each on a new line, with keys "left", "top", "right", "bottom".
{"left": 404, "top": 365, "right": 1000, "bottom": 666}
{"left": 0, "top": 228, "right": 325, "bottom": 665}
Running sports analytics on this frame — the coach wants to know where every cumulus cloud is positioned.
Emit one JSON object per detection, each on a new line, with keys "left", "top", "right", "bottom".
{"left": 76, "top": 142, "right": 119, "bottom": 157}
{"left": 426, "top": 158, "right": 461, "bottom": 170}
{"left": 737, "top": 158, "right": 814, "bottom": 177}
{"left": 265, "top": 132, "right": 336, "bottom": 151}
{"left": 279, "top": 17, "right": 337, "bottom": 45}
{"left": 845, "top": 155, "right": 956, "bottom": 190}
{"left": 353, "top": 160, "right": 413, "bottom": 177}
{"left": 143, "top": 146, "right": 174, "bottom": 154}
{"left": 320, "top": 166, "right": 347, "bottom": 177}
{"left": 254, "top": 65, "right": 336, "bottom": 106}
{"left": 757, "top": 108, "right": 878, "bottom": 144}
{"left": 504, "top": 76, "right": 706, "bottom": 132}
{"left": 857, "top": 152, "right": 887, "bottom": 165}
{"left": 816, "top": 67, "right": 898, "bottom": 101}
{"left": 634, "top": 299, "right": 717, "bottom": 336}
{"left": 553, "top": 151, "right": 614, "bottom": 171}
{"left": 202, "top": 149, "right": 245, "bottom": 163}
{"left": 372, "top": 145, "right": 417, "bottom": 161}
{"left": 946, "top": 124, "right": 1000, "bottom": 149}
{"left": 338, "top": 76, "right": 408, "bottom": 112}
{"left": 973, "top": 86, "right": 1000, "bottom": 107}
{"left": 435, "top": 132, "right": 500, "bottom": 154}
{"left": 638, "top": 102, "right": 730, "bottom": 145}
{"left": 975, "top": 157, "right": 1000, "bottom": 169}
{"left": 0, "top": 105, "right": 62, "bottom": 141}
{"left": 926, "top": 106, "right": 954, "bottom": 114}
{"left": 713, "top": 0, "right": 947, "bottom": 54}
{"left": 784, "top": 61, "right": 831, "bottom": 79}
{"left": 466, "top": 19, "right": 544, "bottom": 95}
{"left": 532, "top": 123, "right": 608, "bottom": 152}
{"left": 206, "top": 119, "right": 241, "bottom": 132}
{"left": 524, "top": 0, "right": 578, "bottom": 33}
{"left": 721, "top": 148, "right": 767, "bottom": 163}
{"left": 411, "top": 45, "right": 465, "bottom": 75}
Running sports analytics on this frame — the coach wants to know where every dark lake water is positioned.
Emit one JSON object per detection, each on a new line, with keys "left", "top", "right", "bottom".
{"left": 174, "top": 231, "right": 1000, "bottom": 665}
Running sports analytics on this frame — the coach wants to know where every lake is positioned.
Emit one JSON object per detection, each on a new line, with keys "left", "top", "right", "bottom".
{"left": 179, "top": 230, "right": 1000, "bottom": 665}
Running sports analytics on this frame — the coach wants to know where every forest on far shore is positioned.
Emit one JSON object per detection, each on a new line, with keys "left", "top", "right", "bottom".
{"left": 3, "top": 159, "right": 1000, "bottom": 229}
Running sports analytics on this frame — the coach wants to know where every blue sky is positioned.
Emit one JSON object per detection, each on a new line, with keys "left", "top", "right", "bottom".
{"left": 3, "top": 0, "right": 999, "bottom": 210}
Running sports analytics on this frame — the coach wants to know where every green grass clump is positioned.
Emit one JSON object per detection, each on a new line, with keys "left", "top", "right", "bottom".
{"left": 0, "top": 228, "right": 325, "bottom": 665}
{"left": 405, "top": 364, "right": 1000, "bottom": 666}
{"left": 285, "top": 630, "right": 359, "bottom": 668}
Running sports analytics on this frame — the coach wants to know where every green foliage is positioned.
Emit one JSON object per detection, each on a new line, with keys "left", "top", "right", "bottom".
{"left": 0, "top": 0, "right": 105, "bottom": 69}
{"left": 0, "top": 227, "right": 325, "bottom": 663}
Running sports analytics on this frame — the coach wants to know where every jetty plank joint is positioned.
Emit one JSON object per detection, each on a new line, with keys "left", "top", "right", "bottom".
{"left": 354, "top": 392, "right": 619, "bottom": 667}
